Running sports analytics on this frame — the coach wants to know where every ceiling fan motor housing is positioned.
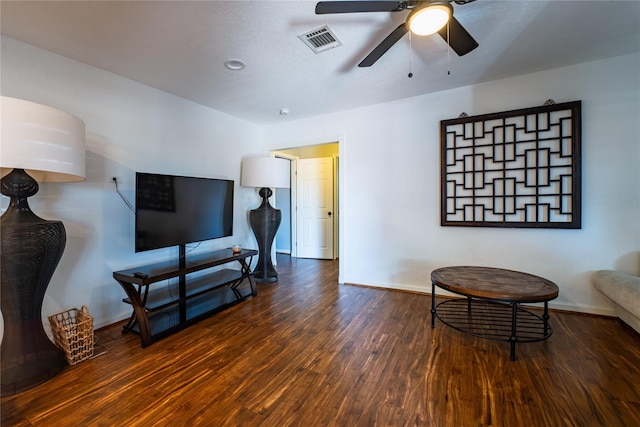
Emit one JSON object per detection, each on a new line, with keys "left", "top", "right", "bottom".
{"left": 407, "top": 2, "right": 453, "bottom": 36}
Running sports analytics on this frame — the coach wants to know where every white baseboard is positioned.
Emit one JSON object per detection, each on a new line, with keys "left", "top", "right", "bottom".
{"left": 342, "top": 281, "right": 619, "bottom": 317}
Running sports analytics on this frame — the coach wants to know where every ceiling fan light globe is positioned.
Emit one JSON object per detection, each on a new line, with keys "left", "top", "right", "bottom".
{"left": 408, "top": 4, "right": 451, "bottom": 36}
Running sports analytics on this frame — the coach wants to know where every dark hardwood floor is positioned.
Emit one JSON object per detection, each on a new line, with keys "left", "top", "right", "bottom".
{"left": 2, "top": 254, "right": 640, "bottom": 426}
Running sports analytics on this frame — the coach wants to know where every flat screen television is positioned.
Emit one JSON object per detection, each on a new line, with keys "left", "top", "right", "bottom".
{"left": 135, "top": 172, "right": 234, "bottom": 252}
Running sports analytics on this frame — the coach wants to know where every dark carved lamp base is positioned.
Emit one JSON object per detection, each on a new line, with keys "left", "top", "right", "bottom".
{"left": 1, "top": 169, "right": 67, "bottom": 396}
{"left": 249, "top": 187, "right": 282, "bottom": 283}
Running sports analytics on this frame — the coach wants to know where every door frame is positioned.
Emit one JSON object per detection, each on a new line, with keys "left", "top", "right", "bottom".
{"left": 269, "top": 134, "right": 344, "bottom": 266}
{"left": 273, "top": 152, "right": 299, "bottom": 257}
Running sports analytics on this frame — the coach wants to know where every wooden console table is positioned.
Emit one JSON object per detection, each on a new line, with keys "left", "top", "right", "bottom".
{"left": 113, "top": 248, "right": 257, "bottom": 347}
{"left": 430, "top": 266, "right": 559, "bottom": 360}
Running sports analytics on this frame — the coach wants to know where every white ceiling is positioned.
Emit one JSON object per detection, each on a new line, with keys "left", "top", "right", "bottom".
{"left": 2, "top": 1, "right": 639, "bottom": 125}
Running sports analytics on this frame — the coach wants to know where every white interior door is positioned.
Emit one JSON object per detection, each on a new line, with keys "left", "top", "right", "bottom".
{"left": 296, "top": 157, "right": 334, "bottom": 259}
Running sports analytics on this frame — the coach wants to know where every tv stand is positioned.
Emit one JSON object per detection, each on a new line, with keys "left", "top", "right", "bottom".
{"left": 113, "top": 248, "right": 258, "bottom": 347}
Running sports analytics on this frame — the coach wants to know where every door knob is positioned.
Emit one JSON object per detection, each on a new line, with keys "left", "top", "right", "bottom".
{"left": 328, "top": 212, "right": 332, "bottom": 216}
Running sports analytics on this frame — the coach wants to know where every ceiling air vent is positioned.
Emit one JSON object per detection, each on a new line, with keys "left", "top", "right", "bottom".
{"left": 298, "top": 25, "right": 342, "bottom": 54}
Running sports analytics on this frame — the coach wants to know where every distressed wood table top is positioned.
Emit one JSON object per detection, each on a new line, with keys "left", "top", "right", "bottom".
{"left": 431, "top": 266, "right": 559, "bottom": 303}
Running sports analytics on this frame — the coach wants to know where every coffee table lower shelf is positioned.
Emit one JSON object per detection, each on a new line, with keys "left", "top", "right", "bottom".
{"left": 432, "top": 298, "right": 553, "bottom": 360}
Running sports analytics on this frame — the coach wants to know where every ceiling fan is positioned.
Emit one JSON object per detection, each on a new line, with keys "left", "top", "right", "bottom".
{"left": 315, "top": 1, "right": 479, "bottom": 67}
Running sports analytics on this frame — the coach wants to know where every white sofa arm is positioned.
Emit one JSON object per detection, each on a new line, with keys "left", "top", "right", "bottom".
{"left": 593, "top": 270, "right": 640, "bottom": 333}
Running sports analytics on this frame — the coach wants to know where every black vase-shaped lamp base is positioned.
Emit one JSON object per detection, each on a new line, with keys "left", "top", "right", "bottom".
{"left": 0, "top": 169, "right": 67, "bottom": 396}
{"left": 249, "top": 187, "right": 282, "bottom": 284}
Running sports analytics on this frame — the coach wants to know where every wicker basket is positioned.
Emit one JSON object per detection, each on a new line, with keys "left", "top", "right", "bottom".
{"left": 48, "top": 305, "right": 94, "bottom": 366}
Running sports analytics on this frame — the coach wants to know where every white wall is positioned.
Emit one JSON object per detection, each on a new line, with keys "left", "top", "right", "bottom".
{"left": 263, "top": 53, "right": 640, "bottom": 316}
{"left": 2, "top": 33, "right": 638, "bottom": 328}
{"left": 1, "top": 36, "right": 263, "bottom": 328}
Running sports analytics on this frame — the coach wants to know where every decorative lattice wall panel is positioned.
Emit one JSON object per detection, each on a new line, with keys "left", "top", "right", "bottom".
{"left": 440, "top": 101, "right": 581, "bottom": 228}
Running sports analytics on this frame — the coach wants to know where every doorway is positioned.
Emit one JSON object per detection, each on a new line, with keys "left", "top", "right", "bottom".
{"left": 273, "top": 143, "right": 339, "bottom": 260}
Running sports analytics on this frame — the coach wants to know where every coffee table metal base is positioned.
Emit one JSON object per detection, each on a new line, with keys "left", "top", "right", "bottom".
{"left": 431, "top": 295, "right": 552, "bottom": 361}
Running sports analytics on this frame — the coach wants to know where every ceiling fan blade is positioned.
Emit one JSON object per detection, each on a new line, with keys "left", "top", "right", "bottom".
{"left": 316, "top": 1, "right": 405, "bottom": 14}
{"left": 358, "top": 23, "right": 408, "bottom": 67}
{"left": 437, "top": 15, "right": 478, "bottom": 56}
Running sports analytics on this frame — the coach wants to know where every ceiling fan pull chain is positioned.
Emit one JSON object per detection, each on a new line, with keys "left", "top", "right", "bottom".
{"left": 408, "top": 31, "right": 413, "bottom": 78}
{"left": 447, "top": 21, "right": 451, "bottom": 75}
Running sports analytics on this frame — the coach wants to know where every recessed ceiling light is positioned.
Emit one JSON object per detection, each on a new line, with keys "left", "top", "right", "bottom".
{"left": 224, "top": 59, "right": 245, "bottom": 71}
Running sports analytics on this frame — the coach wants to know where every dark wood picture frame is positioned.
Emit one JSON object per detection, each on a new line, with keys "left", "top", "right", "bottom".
{"left": 440, "top": 101, "right": 582, "bottom": 228}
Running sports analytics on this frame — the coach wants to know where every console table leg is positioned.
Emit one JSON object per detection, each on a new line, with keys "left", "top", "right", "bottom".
{"left": 510, "top": 302, "right": 518, "bottom": 361}
{"left": 122, "top": 284, "right": 146, "bottom": 333}
{"left": 229, "top": 279, "right": 243, "bottom": 300}
{"left": 117, "top": 280, "right": 153, "bottom": 347}
{"left": 239, "top": 257, "right": 258, "bottom": 297}
{"left": 248, "top": 274, "right": 258, "bottom": 297}
{"left": 122, "top": 314, "right": 137, "bottom": 334}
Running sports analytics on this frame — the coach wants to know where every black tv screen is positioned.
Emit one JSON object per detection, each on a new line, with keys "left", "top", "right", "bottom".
{"left": 135, "top": 172, "right": 234, "bottom": 252}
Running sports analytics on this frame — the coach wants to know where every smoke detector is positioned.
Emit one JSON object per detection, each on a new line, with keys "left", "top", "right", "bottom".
{"left": 298, "top": 25, "right": 342, "bottom": 54}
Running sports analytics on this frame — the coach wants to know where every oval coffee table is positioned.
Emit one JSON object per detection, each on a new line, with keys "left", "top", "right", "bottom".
{"left": 430, "top": 266, "right": 559, "bottom": 361}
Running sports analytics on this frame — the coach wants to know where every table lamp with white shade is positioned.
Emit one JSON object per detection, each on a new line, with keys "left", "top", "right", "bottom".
{"left": 1, "top": 96, "right": 86, "bottom": 395}
{"left": 240, "top": 156, "right": 290, "bottom": 283}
